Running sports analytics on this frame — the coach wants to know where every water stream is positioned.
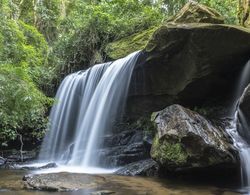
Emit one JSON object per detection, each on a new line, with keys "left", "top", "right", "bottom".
{"left": 39, "top": 51, "right": 141, "bottom": 169}
{"left": 38, "top": 51, "right": 250, "bottom": 192}
{"left": 225, "top": 60, "right": 250, "bottom": 191}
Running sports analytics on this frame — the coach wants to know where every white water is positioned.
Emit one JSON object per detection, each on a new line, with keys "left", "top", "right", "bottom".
{"left": 225, "top": 60, "right": 250, "bottom": 190}
{"left": 39, "top": 51, "right": 141, "bottom": 170}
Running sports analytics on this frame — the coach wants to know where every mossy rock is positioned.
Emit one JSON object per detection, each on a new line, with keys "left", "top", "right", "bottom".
{"left": 105, "top": 27, "right": 157, "bottom": 60}
{"left": 239, "top": 0, "right": 250, "bottom": 27}
{"left": 150, "top": 105, "right": 237, "bottom": 172}
{"left": 151, "top": 135, "right": 188, "bottom": 168}
{"left": 167, "top": 1, "right": 224, "bottom": 24}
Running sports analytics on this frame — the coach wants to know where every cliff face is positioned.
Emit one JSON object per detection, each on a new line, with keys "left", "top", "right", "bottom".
{"left": 108, "top": 2, "right": 250, "bottom": 176}
{"left": 127, "top": 23, "right": 250, "bottom": 118}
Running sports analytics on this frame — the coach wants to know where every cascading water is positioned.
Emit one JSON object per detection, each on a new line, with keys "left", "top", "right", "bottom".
{"left": 225, "top": 60, "right": 250, "bottom": 191}
{"left": 39, "top": 51, "right": 141, "bottom": 169}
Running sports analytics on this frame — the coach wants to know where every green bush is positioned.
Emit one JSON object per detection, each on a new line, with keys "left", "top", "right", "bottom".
{"left": 0, "top": 65, "right": 51, "bottom": 144}
{"left": 199, "top": 0, "right": 238, "bottom": 24}
{"left": 0, "top": 18, "right": 52, "bottom": 144}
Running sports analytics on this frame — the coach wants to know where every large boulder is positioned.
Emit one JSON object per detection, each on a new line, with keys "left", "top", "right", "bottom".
{"left": 105, "top": 3, "right": 250, "bottom": 119}
{"left": 150, "top": 104, "right": 237, "bottom": 172}
{"left": 126, "top": 23, "right": 250, "bottom": 118}
{"left": 167, "top": 1, "right": 224, "bottom": 24}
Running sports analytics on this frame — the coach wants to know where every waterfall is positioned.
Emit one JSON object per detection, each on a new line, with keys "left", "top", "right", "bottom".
{"left": 225, "top": 60, "right": 250, "bottom": 190}
{"left": 39, "top": 51, "right": 141, "bottom": 168}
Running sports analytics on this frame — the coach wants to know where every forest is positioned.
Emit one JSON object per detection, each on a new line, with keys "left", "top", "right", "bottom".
{"left": 0, "top": 0, "right": 246, "bottom": 148}
{"left": 1, "top": 0, "right": 250, "bottom": 194}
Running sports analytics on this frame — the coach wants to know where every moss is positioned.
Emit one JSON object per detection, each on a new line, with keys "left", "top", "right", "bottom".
{"left": 105, "top": 27, "right": 158, "bottom": 60}
{"left": 167, "top": 2, "right": 224, "bottom": 24}
{"left": 151, "top": 135, "right": 188, "bottom": 166}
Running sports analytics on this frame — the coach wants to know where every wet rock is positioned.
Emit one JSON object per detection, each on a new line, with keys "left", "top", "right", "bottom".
{"left": 0, "top": 163, "right": 16, "bottom": 170}
{"left": 21, "top": 162, "right": 57, "bottom": 170}
{"left": 103, "top": 130, "right": 143, "bottom": 147}
{"left": 91, "top": 190, "right": 115, "bottom": 195}
{"left": 23, "top": 172, "right": 106, "bottom": 192}
{"left": 39, "top": 162, "right": 57, "bottom": 169}
{"left": 100, "top": 142, "right": 149, "bottom": 167}
{"left": 115, "top": 159, "right": 159, "bottom": 176}
{"left": 167, "top": 1, "right": 224, "bottom": 24}
{"left": 151, "top": 104, "right": 238, "bottom": 172}
{"left": 100, "top": 130, "right": 151, "bottom": 167}
{"left": 1, "top": 150, "right": 37, "bottom": 163}
{"left": 0, "top": 157, "right": 6, "bottom": 166}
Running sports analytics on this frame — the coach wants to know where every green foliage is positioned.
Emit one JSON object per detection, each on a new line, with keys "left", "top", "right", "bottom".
{"left": 0, "top": 18, "right": 52, "bottom": 144}
{"left": 0, "top": 0, "right": 245, "bottom": 146}
{"left": 199, "top": 0, "right": 239, "bottom": 24}
{"left": 0, "top": 19, "right": 48, "bottom": 67}
{"left": 156, "top": 0, "right": 239, "bottom": 24}
{"left": 0, "top": 65, "right": 51, "bottom": 143}
{"left": 53, "top": 0, "right": 164, "bottom": 76}
{"left": 161, "top": 0, "right": 187, "bottom": 15}
{"left": 34, "top": 0, "right": 61, "bottom": 42}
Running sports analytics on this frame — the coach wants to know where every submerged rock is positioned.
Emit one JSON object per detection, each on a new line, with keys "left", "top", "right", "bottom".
{"left": 21, "top": 162, "right": 57, "bottom": 170}
{"left": 151, "top": 105, "right": 237, "bottom": 172}
{"left": 115, "top": 159, "right": 159, "bottom": 176}
{"left": 23, "top": 172, "right": 106, "bottom": 192}
{"left": 91, "top": 190, "right": 115, "bottom": 195}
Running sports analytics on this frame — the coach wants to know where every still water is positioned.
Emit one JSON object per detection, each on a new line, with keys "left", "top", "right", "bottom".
{"left": 0, "top": 169, "right": 240, "bottom": 195}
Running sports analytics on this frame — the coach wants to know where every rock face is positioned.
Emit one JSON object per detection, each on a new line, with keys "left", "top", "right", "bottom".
{"left": 115, "top": 159, "right": 159, "bottom": 176}
{"left": 167, "top": 2, "right": 224, "bottom": 24}
{"left": 151, "top": 104, "right": 237, "bottom": 172}
{"left": 127, "top": 23, "right": 250, "bottom": 118}
{"left": 100, "top": 129, "right": 151, "bottom": 167}
{"left": 239, "top": 0, "right": 250, "bottom": 27}
{"left": 105, "top": 3, "right": 250, "bottom": 119}
{"left": 0, "top": 150, "right": 37, "bottom": 163}
{"left": 23, "top": 173, "right": 106, "bottom": 191}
